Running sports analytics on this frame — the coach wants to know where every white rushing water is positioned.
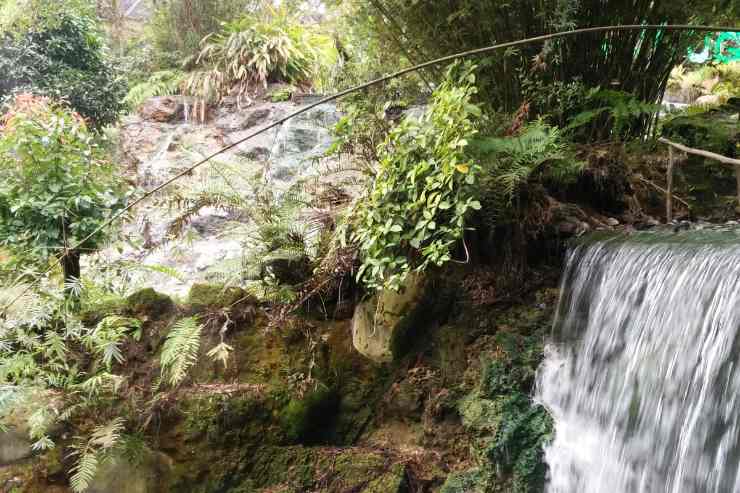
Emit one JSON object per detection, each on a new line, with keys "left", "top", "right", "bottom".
{"left": 536, "top": 231, "right": 740, "bottom": 493}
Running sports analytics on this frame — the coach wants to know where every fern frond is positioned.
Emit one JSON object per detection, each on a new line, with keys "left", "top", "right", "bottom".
{"left": 124, "top": 70, "right": 186, "bottom": 108}
{"left": 207, "top": 342, "right": 233, "bottom": 369}
{"left": 474, "top": 121, "right": 583, "bottom": 214}
{"left": 70, "top": 449, "right": 99, "bottom": 493}
{"left": 90, "top": 417, "right": 125, "bottom": 450}
{"left": 160, "top": 317, "right": 203, "bottom": 387}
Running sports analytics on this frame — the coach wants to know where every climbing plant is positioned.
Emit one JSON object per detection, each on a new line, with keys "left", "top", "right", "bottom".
{"left": 346, "top": 64, "right": 483, "bottom": 291}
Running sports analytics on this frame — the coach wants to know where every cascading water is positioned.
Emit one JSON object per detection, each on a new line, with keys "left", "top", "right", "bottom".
{"left": 536, "top": 230, "right": 740, "bottom": 493}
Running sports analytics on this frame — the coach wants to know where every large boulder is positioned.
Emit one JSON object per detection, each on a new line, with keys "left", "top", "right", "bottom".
{"left": 0, "top": 429, "right": 33, "bottom": 465}
{"left": 139, "top": 96, "right": 185, "bottom": 123}
{"left": 214, "top": 106, "right": 272, "bottom": 132}
{"left": 352, "top": 273, "right": 428, "bottom": 363}
{"left": 0, "top": 390, "right": 62, "bottom": 465}
{"left": 87, "top": 451, "right": 172, "bottom": 493}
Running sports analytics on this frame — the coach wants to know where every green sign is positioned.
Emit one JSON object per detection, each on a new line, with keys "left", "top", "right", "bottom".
{"left": 689, "top": 32, "right": 740, "bottom": 63}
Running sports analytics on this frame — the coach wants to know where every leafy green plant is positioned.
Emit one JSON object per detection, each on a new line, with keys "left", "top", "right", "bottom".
{"left": 472, "top": 121, "right": 583, "bottom": 217}
{"left": 0, "top": 95, "right": 128, "bottom": 284}
{"left": 123, "top": 70, "right": 186, "bottom": 109}
{"left": 69, "top": 417, "right": 126, "bottom": 493}
{"left": 184, "top": 10, "right": 333, "bottom": 103}
{"left": 84, "top": 316, "right": 142, "bottom": 370}
{"left": 563, "top": 88, "right": 661, "bottom": 141}
{"left": 148, "top": 0, "right": 259, "bottom": 62}
{"left": 346, "top": 64, "right": 483, "bottom": 291}
{"left": 160, "top": 317, "right": 203, "bottom": 387}
{"left": 0, "top": 11, "right": 126, "bottom": 129}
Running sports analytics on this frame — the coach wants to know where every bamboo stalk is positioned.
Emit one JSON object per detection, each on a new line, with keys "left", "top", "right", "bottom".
{"left": 735, "top": 164, "right": 740, "bottom": 213}
{"left": 666, "top": 146, "right": 674, "bottom": 222}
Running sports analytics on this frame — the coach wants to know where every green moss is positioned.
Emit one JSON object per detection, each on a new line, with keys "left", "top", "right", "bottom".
{"left": 280, "top": 386, "right": 339, "bottom": 444}
{"left": 481, "top": 332, "right": 543, "bottom": 398}
{"left": 126, "top": 288, "right": 174, "bottom": 319}
{"left": 179, "top": 391, "right": 278, "bottom": 447}
{"left": 269, "top": 85, "right": 295, "bottom": 102}
{"left": 447, "top": 289, "right": 557, "bottom": 493}
{"left": 440, "top": 468, "right": 490, "bottom": 493}
{"left": 485, "top": 393, "right": 553, "bottom": 493}
{"left": 244, "top": 446, "right": 406, "bottom": 492}
{"left": 78, "top": 295, "right": 127, "bottom": 325}
{"left": 187, "top": 283, "right": 250, "bottom": 310}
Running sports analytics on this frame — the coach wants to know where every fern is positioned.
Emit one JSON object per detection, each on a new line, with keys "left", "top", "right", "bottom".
{"left": 473, "top": 121, "right": 583, "bottom": 215}
{"left": 124, "top": 70, "right": 186, "bottom": 108}
{"left": 89, "top": 417, "right": 125, "bottom": 449}
{"left": 70, "top": 450, "right": 98, "bottom": 493}
{"left": 160, "top": 317, "right": 203, "bottom": 387}
{"left": 84, "top": 316, "right": 140, "bottom": 370}
{"left": 565, "top": 88, "right": 660, "bottom": 140}
{"left": 69, "top": 417, "right": 126, "bottom": 493}
{"left": 207, "top": 342, "right": 234, "bottom": 369}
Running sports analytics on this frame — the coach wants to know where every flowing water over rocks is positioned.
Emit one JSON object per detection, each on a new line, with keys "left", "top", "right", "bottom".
{"left": 536, "top": 229, "right": 740, "bottom": 492}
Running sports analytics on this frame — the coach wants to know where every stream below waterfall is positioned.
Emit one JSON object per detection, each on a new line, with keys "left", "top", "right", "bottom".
{"left": 536, "top": 229, "right": 740, "bottom": 493}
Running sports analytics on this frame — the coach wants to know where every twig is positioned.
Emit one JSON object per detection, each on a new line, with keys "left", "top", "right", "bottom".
{"left": 637, "top": 176, "right": 691, "bottom": 208}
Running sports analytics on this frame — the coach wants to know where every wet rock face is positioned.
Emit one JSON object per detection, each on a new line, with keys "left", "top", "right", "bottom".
{"left": 108, "top": 94, "right": 340, "bottom": 296}
{"left": 87, "top": 452, "right": 172, "bottom": 493}
{"left": 0, "top": 430, "right": 33, "bottom": 465}
{"left": 138, "top": 96, "right": 186, "bottom": 123}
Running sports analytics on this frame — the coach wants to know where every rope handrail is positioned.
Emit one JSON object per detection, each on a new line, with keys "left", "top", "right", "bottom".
{"left": 3, "top": 23, "right": 740, "bottom": 315}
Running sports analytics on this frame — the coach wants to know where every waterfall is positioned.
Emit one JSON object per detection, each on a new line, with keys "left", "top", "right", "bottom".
{"left": 536, "top": 230, "right": 740, "bottom": 493}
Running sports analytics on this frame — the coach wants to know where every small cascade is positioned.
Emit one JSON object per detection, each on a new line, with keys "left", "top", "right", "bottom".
{"left": 536, "top": 230, "right": 740, "bottom": 493}
{"left": 139, "top": 131, "right": 176, "bottom": 188}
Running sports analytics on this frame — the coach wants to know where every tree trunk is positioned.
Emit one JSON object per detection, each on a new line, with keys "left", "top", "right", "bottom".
{"left": 61, "top": 250, "right": 81, "bottom": 295}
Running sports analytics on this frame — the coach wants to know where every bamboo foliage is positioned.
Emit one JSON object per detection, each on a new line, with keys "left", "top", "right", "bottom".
{"left": 184, "top": 13, "right": 321, "bottom": 104}
{"left": 354, "top": 0, "right": 728, "bottom": 136}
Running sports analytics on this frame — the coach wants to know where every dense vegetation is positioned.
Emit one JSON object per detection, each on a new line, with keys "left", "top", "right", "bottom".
{"left": 0, "top": 0, "right": 737, "bottom": 491}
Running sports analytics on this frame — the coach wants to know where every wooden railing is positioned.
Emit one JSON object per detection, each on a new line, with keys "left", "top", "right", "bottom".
{"left": 659, "top": 137, "right": 740, "bottom": 222}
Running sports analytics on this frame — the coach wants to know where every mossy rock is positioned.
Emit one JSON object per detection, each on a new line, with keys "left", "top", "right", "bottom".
{"left": 87, "top": 449, "right": 173, "bottom": 493}
{"left": 244, "top": 446, "right": 407, "bottom": 492}
{"left": 279, "top": 387, "right": 339, "bottom": 444}
{"left": 484, "top": 393, "right": 552, "bottom": 493}
{"left": 187, "top": 283, "right": 252, "bottom": 311}
{"left": 440, "top": 468, "right": 490, "bottom": 493}
{"left": 126, "top": 288, "right": 174, "bottom": 320}
{"left": 0, "top": 447, "right": 66, "bottom": 492}
{"left": 78, "top": 296, "right": 128, "bottom": 325}
{"left": 176, "top": 391, "right": 279, "bottom": 447}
